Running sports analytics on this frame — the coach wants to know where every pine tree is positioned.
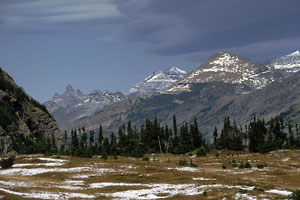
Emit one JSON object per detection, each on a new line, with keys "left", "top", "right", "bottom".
{"left": 98, "top": 125, "right": 104, "bottom": 154}
{"left": 213, "top": 126, "right": 218, "bottom": 148}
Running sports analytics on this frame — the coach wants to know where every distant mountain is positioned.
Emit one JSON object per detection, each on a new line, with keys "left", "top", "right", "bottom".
{"left": 127, "top": 66, "right": 186, "bottom": 97}
{"left": 166, "top": 52, "right": 281, "bottom": 94}
{"left": 265, "top": 50, "right": 300, "bottom": 78}
{"left": 65, "top": 51, "right": 300, "bottom": 141}
{"left": 44, "top": 85, "right": 125, "bottom": 128}
{"left": 0, "top": 68, "right": 64, "bottom": 154}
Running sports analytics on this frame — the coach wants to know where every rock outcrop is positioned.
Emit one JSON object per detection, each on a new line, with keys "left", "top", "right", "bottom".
{"left": 0, "top": 68, "right": 64, "bottom": 154}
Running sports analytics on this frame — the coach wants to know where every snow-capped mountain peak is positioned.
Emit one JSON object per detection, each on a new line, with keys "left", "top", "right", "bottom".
{"left": 166, "top": 52, "right": 275, "bottom": 93}
{"left": 266, "top": 50, "right": 300, "bottom": 76}
{"left": 127, "top": 66, "right": 186, "bottom": 97}
{"left": 288, "top": 50, "right": 300, "bottom": 56}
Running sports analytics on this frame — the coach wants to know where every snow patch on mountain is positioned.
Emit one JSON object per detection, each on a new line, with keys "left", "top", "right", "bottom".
{"left": 166, "top": 52, "right": 275, "bottom": 94}
{"left": 266, "top": 50, "right": 300, "bottom": 76}
{"left": 127, "top": 66, "right": 186, "bottom": 96}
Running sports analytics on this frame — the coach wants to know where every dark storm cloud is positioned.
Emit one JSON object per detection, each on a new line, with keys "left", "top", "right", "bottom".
{"left": 115, "top": 0, "right": 300, "bottom": 57}
{"left": 1, "top": 0, "right": 300, "bottom": 59}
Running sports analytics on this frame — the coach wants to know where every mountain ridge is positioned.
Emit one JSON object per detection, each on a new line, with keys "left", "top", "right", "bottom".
{"left": 64, "top": 50, "right": 300, "bottom": 140}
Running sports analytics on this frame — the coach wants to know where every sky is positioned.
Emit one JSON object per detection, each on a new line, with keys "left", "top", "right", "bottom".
{"left": 0, "top": 0, "right": 300, "bottom": 102}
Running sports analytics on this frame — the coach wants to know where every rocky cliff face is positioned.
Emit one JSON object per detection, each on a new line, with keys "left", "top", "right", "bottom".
{"left": 0, "top": 68, "right": 64, "bottom": 154}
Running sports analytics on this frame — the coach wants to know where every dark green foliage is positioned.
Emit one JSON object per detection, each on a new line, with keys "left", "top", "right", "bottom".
{"left": 0, "top": 101, "right": 17, "bottom": 130}
{"left": 196, "top": 147, "right": 207, "bottom": 157}
{"left": 142, "top": 157, "right": 149, "bottom": 161}
{"left": 189, "top": 159, "right": 198, "bottom": 167}
{"left": 0, "top": 67, "right": 50, "bottom": 115}
{"left": 0, "top": 156, "right": 15, "bottom": 168}
{"left": 222, "top": 165, "right": 226, "bottom": 169}
{"left": 215, "top": 117, "right": 243, "bottom": 151}
{"left": 288, "top": 189, "right": 300, "bottom": 200}
{"left": 256, "top": 163, "right": 265, "bottom": 169}
{"left": 178, "top": 158, "right": 187, "bottom": 166}
{"left": 244, "top": 161, "right": 252, "bottom": 168}
{"left": 253, "top": 187, "right": 264, "bottom": 192}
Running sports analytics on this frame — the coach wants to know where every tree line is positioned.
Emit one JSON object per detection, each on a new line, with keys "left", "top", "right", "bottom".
{"left": 13, "top": 115, "right": 300, "bottom": 157}
{"left": 213, "top": 116, "right": 300, "bottom": 153}
{"left": 64, "top": 116, "right": 209, "bottom": 158}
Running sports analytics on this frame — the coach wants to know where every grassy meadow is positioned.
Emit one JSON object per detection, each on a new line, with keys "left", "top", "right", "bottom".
{"left": 0, "top": 150, "right": 299, "bottom": 199}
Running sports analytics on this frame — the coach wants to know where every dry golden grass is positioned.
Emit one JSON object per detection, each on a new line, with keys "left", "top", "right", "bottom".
{"left": 0, "top": 150, "right": 299, "bottom": 199}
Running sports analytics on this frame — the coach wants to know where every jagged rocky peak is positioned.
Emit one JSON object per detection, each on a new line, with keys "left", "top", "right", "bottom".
{"left": 266, "top": 50, "right": 300, "bottom": 76}
{"left": 53, "top": 92, "right": 60, "bottom": 98}
{"left": 166, "top": 51, "right": 275, "bottom": 93}
{"left": 127, "top": 66, "right": 186, "bottom": 97}
{"left": 44, "top": 85, "right": 125, "bottom": 128}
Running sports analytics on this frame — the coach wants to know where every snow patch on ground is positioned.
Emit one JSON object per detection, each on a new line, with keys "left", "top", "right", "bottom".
{"left": 192, "top": 177, "right": 216, "bottom": 181}
{"left": 266, "top": 189, "right": 292, "bottom": 196}
{"left": 235, "top": 193, "right": 257, "bottom": 200}
{"left": 167, "top": 167, "right": 199, "bottom": 172}
{"left": 0, "top": 167, "right": 115, "bottom": 176}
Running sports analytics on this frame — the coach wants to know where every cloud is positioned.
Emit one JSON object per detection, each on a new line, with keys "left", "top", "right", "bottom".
{"left": 114, "top": 0, "right": 300, "bottom": 57}
{"left": 1, "top": 0, "right": 300, "bottom": 60}
{"left": 0, "top": 0, "right": 125, "bottom": 33}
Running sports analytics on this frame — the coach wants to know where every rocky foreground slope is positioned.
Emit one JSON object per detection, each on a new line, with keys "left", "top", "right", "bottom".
{"left": 0, "top": 68, "right": 64, "bottom": 154}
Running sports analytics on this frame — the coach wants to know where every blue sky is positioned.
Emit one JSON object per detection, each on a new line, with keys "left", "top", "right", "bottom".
{"left": 1, "top": 0, "right": 300, "bottom": 102}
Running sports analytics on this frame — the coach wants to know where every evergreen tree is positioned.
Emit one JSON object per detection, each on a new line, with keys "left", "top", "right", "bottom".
{"left": 213, "top": 126, "right": 218, "bottom": 147}
{"left": 191, "top": 118, "right": 203, "bottom": 149}
{"left": 98, "top": 125, "right": 104, "bottom": 153}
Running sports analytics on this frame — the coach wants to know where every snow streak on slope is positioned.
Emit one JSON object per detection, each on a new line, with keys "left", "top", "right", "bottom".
{"left": 266, "top": 50, "right": 300, "bottom": 77}
{"left": 127, "top": 66, "right": 186, "bottom": 96}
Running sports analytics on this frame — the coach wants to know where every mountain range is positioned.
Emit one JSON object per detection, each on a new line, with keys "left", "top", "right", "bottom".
{"left": 44, "top": 85, "right": 125, "bottom": 127}
{"left": 44, "top": 67, "right": 186, "bottom": 128}
{"left": 45, "top": 50, "right": 300, "bottom": 141}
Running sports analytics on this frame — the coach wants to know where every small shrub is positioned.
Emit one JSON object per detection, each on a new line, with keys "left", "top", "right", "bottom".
{"left": 256, "top": 163, "right": 265, "bottom": 169}
{"left": 196, "top": 147, "right": 206, "bottom": 157}
{"left": 44, "top": 152, "right": 53, "bottom": 156}
{"left": 216, "top": 153, "right": 219, "bottom": 157}
{"left": 231, "top": 159, "right": 236, "bottom": 164}
{"left": 0, "top": 153, "right": 16, "bottom": 169}
{"left": 142, "top": 157, "right": 149, "bottom": 161}
{"left": 288, "top": 189, "right": 300, "bottom": 200}
{"left": 254, "top": 187, "right": 264, "bottom": 192}
{"left": 239, "top": 162, "right": 245, "bottom": 169}
{"left": 179, "top": 158, "right": 187, "bottom": 166}
{"left": 189, "top": 159, "right": 198, "bottom": 167}
{"left": 244, "top": 161, "right": 252, "bottom": 168}
{"left": 239, "top": 189, "right": 248, "bottom": 194}
{"left": 101, "top": 150, "right": 107, "bottom": 160}
{"left": 222, "top": 165, "right": 227, "bottom": 169}
{"left": 232, "top": 163, "right": 238, "bottom": 168}
{"left": 203, "top": 191, "right": 207, "bottom": 196}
